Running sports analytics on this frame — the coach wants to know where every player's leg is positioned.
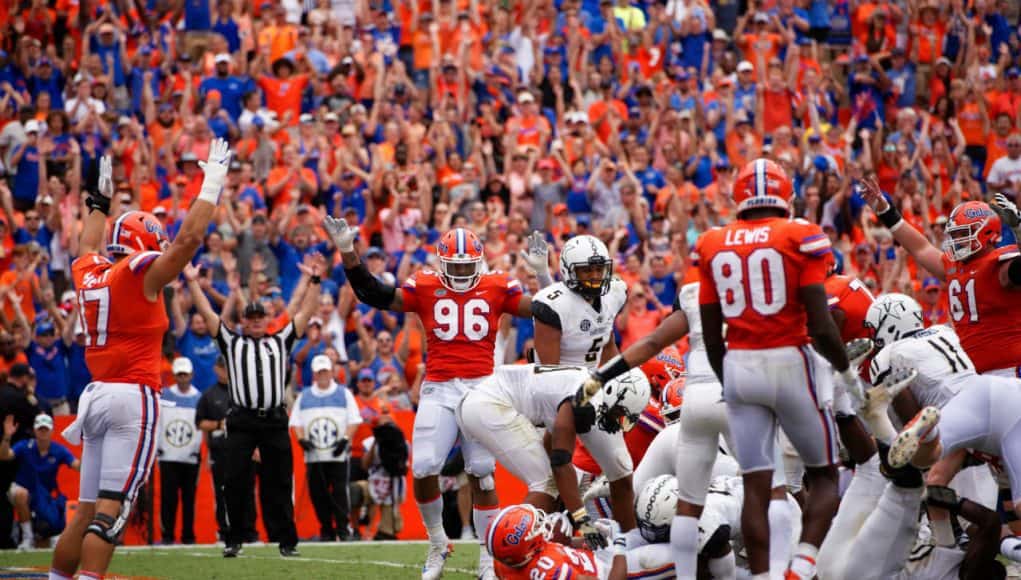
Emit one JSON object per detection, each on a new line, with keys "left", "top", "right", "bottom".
{"left": 412, "top": 384, "right": 460, "bottom": 579}
{"left": 80, "top": 385, "right": 159, "bottom": 576}
{"left": 671, "top": 382, "right": 728, "bottom": 580}
{"left": 578, "top": 427, "right": 636, "bottom": 530}
{"left": 50, "top": 423, "right": 104, "bottom": 579}
{"left": 633, "top": 423, "right": 679, "bottom": 492}
{"left": 768, "top": 442, "right": 795, "bottom": 579}
{"left": 891, "top": 376, "right": 992, "bottom": 469}
{"left": 816, "top": 454, "right": 886, "bottom": 579}
{"left": 9, "top": 483, "right": 32, "bottom": 549}
{"left": 625, "top": 543, "right": 675, "bottom": 579}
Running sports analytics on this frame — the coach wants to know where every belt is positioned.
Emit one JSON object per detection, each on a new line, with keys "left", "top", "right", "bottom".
{"left": 230, "top": 406, "right": 286, "bottom": 419}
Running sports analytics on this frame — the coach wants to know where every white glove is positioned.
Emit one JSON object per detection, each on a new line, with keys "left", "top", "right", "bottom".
{"left": 520, "top": 231, "right": 551, "bottom": 277}
{"left": 594, "top": 518, "right": 626, "bottom": 556}
{"left": 581, "top": 475, "right": 611, "bottom": 503}
{"left": 323, "top": 215, "right": 357, "bottom": 253}
{"left": 572, "top": 509, "right": 607, "bottom": 550}
{"left": 845, "top": 338, "right": 875, "bottom": 371}
{"left": 992, "top": 193, "right": 1021, "bottom": 231}
{"left": 877, "top": 366, "right": 918, "bottom": 399}
{"left": 545, "top": 511, "right": 574, "bottom": 539}
{"left": 197, "top": 137, "right": 232, "bottom": 203}
{"left": 97, "top": 155, "right": 113, "bottom": 200}
{"left": 573, "top": 372, "right": 604, "bottom": 407}
{"left": 835, "top": 368, "right": 866, "bottom": 410}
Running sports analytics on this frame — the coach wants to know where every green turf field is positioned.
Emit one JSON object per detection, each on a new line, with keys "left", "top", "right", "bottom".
{"left": 0, "top": 540, "right": 481, "bottom": 579}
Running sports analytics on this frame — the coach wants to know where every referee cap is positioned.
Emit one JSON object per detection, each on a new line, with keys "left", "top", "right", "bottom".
{"left": 243, "top": 302, "right": 267, "bottom": 318}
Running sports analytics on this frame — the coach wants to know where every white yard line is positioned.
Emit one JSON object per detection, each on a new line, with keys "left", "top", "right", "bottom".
{"left": 132, "top": 549, "right": 477, "bottom": 575}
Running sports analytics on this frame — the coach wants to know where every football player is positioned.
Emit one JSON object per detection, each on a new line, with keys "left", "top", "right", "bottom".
{"left": 485, "top": 504, "right": 628, "bottom": 580}
{"left": 325, "top": 218, "right": 551, "bottom": 579}
{"left": 457, "top": 364, "right": 649, "bottom": 550}
{"left": 823, "top": 251, "right": 875, "bottom": 343}
{"left": 52, "top": 143, "right": 231, "bottom": 579}
{"left": 861, "top": 179, "right": 1021, "bottom": 377}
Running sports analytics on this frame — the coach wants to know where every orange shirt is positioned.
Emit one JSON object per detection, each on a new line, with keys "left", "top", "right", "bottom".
{"left": 587, "top": 100, "right": 628, "bottom": 143}
{"left": 911, "top": 20, "right": 946, "bottom": 64}
{"left": 762, "top": 87, "right": 797, "bottom": 134}
{"left": 738, "top": 33, "right": 784, "bottom": 73}
{"left": 257, "top": 74, "right": 309, "bottom": 125}
{"left": 411, "top": 29, "right": 433, "bottom": 71}
{"left": 266, "top": 166, "right": 318, "bottom": 210}
{"left": 0, "top": 270, "right": 37, "bottom": 323}
{"left": 259, "top": 24, "right": 299, "bottom": 63}
{"left": 957, "top": 101, "right": 986, "bottom": 146}
{"left": 507, "top": 114, "right": 550, "bottom": 148}
{"left": 725, "top": 130, "right": 763, "bottom": 170}
{"left": 138, "top": 181, "right": 160, "bottom": 213}
{"left": 984, "top": 131, "right": 1018, "bottom": 177}
{"left": 620, "top": 306, "right": 667, "bottom": 350}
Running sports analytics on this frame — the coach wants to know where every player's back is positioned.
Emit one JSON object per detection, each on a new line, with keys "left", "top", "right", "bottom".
{"left": 484, "top": 364, "right": 589, "bottom": 428}
{"left": 697, "top": 217, "right": 830, "bottom": 350}
{"left": 941, "top": 245, "right": 1021, "bottom": 373}
{"left": 494, "top": 542, "right": 605, "bottom": 579}
{"left": 824, "top": 274, "right": 875, "bottom": 341}
{"left": 401, "top": 269, "right": 524, "bottom": 382}
{"left": 532, "top": 279, "right": 627, "bottom": 368}
{"left": 870, "top": 325, "right": 975, "bottom": 409}
{"left": 72, "top": 251, "right": 168, "bottom": 387}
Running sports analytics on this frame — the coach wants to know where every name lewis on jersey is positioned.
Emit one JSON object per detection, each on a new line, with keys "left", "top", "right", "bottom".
{"left": 724, "top": 226, "right": 771, "bottom": 246}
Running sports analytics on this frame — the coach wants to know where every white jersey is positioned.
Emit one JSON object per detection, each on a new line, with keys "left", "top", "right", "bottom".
{"left": 476, "top": 364, "right": 591, "bottom": 429}
{"left": 869, "top": 325, "right": 976, "bottom": 410}
{"left": 157, "top": 385, "right": 202, "bottom": 464}
{"left": 673, "top": 281, "right": 715, "bottom": 384}
{"left": 532, "top": 279, "right": 628, "bottom": 368}
{"left": 698, "top": 476, "right": 802, "bottom": 554}
{"left": 896, "top": 544, "right": 963, "bottom": 580}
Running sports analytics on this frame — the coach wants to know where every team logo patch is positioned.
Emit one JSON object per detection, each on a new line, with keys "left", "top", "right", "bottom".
{"left": 580, "top": 319, "right": 591, "bottom": 331}
{"left": 435, "top": 289, "right": 447, "bottom": 297}
{"left": 164, "top": 420, "right": 195, "bottom": 447}
{"left": 963, "top": 207, "right": 993, "bottom": 219}
{"left": 504, "top": 516, "right": 531, "bottom": 545}
{"left": 307, "top": 416, "right": 340, "bottom": 448}
{"left": 438, "top": 242, "right": 449, "bottom": 254}
{"left": 473, "top": 239, "right": 483, "bottom": 252}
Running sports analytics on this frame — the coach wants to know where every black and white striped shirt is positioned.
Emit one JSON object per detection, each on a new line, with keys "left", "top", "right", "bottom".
{"left": 216, "top": 322, "right": 296, "bottom": 410}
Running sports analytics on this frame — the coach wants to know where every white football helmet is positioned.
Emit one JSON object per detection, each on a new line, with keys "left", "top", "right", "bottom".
{"left": 636, "top": 475, "right": 679, "bottom": 543}
{"left": 595, "top": 368, "right": 651, "bottom": 434}
{"left": 864, "top": 293, "right": 924, "bottom": 349}
{"left": 559, "top": 235, "right": 613, "bottom": 298}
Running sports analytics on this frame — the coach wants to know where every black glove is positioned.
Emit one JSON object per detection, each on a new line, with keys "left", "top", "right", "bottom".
{"left": 924, "top": 485, "right": 962, "bottom": 513}
{"left": 298, "top": 438, "right": 315, "bottom": 452}
{"left": 569, "top": 509, "right": 607, "bottom": 550}
{"left": 573, "top": 403, "right": 596, "bottom": 434}
{"left": 332, "top": 438, "right": 349, "bottom": 458}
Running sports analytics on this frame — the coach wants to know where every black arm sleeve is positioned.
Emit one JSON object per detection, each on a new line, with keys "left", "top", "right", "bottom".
{"left": 344, "top": 262, "right": 397, "bottom": 310}
{"left": 531, "top": 300, "right": 562, "bottom": 330}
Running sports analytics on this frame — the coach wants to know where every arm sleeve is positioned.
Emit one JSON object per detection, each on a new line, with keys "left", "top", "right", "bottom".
{"left": 501, "top": 276, "right": 525, "bottom": 315}
{"left": 127, "top": 251, "right": 162, "bottom": 276}
{"left": 531, "top": 299, "right": 562, "bottom": 330}
{"left": 195, "top": 394, "right": 210, "bottom": 424}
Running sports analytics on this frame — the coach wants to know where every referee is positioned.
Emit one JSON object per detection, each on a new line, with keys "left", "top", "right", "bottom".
{"left": 186, "top": 262, "right": 321, "bottom": 558}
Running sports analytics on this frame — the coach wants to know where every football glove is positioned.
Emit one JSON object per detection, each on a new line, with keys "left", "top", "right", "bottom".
{"left": 570, "top": 509, "right": 607, "bottom": 550}
{"left": 323, "top": 216, "right": 357, "bottom": 253}
{"left": 332, "top": 438, "right": 349, "bottom": 457}
{"left": 521, "top": 231, "right": 551, "bottom": 277}
{"left": 86, "top": 155, "right": 114, "bottom": 215}
{"left": 197, "top": 137, "right": 231, "bottom": 203}
{"left": 298, "top": 438, "right": 315, "bottom": 452}
{"left": 991, "top": 193, "right": 1021, "bottom": 230}
{"left": 845, "top": 338, "right": 875, "bottom": 370}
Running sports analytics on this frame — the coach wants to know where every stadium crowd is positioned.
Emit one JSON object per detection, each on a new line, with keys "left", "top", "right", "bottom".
{"left": 0, "top": 0, "right": 1019, "bottom": 569}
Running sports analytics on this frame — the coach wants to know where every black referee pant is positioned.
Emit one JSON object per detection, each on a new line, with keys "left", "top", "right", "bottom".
{"left": 210, "top": 453, "right": 258, "bottom": 542}
{"left": 306, "top": 460, "right": 350, "bottom": 540}
{"left": 224, "top": 407, "right": 298, "bottom": 549}
{"left": 159, "top": 461, "right": 199, "bottom": 544}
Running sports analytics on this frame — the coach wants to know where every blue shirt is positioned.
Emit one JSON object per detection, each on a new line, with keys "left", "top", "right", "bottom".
{"left": 212, "top": 16, "right": 241, "bottom": 53}
{"left": 12, "top": 144, "right": 40, "bottom": 203}
{"left": 369, "top": 355, "right": 404, "bottom": 389}
{"left": 29, "top": 70, "right": 64, "bottom": 109}
{"left": 13, "top": 439, "right": 75, "bottom": 493}
{"left": 90, "top": 39, "right": 126, "bottom": 87}
{"left": 887, "top": 63, "right": 917, "bottom": 108}
{"left": 184, "top": 0, "right": 212, "bottom": 31}
{"left": 175, "top": 330, "right": 219, "bottom": 392}
{"left": 198, "top": 75, "right": 253, "bottom": 121}
{"left": 15, "top": 225, "right": 53, "bottom": 250}
{"left": 292, "top": 338, "right": 329, "bottom": 388}
{"left": 28, "top": 341, "right": 68, "bottom": 401}
{"left": 67, "top": 342, "right": 91, "bottom": 403}
{"left": 648, "top": 273, "right": 678, "bottom": 306}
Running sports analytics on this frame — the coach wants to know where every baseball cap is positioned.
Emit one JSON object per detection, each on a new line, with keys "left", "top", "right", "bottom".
{"left": 922, "top": 277, "right": 942, "bottom": 291}
{"left": 308, "top": 316, "right": 323, "bottom": 327}
{"left": 24, "top": 120, "right": 40, "bottom": 134}
{"left": 517, "top": 92, "right": 535, "bottom": 104}
{"left": 214, "top": 53, "right": 231, "bottom": 64}
{"left": 753, "top": 12, "right": 769, "bottom": 23}
{"left": 9, "top": 364, "right": 33, "bottom": 379}
{"left": 311, "top": 354, "right": 333, "bottom": 373}
{"left": 299, "top": 113, "right": 315, "bottom": 124}
{"left": 357, "top": 368, "right": 375, "bottom": 381}
{"left": 243, "top": 301, "right": 267, "bottom": 318}
{"left": 713, "top": 29, "right": 729, "bottom": 42}
{"left": 737, "top": 61, "right": 754, "bottom": 73}
{"left": 34, "top": 414, "right": 53, "bottom": 430}
{"left": 364, "top": 247, "right": 387, "bottom": 259}
{"left": 35, "top": 319, "right": 55, "bottom": 335}
{"left": 172, "top": 357, "right": 194, "bottom": 375}
{"left": 153, "top": 205, "right": 168, "bottom": 216}
{"left": 181, "top": 151, "right": 199, "bottom": 163}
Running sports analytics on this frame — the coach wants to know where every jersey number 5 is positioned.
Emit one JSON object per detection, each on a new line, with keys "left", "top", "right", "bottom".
{"left": 710, "top": 248, "right": 788, "bottom": 317}
{"left": 948, "top": 278, "right": 978, "bottom": 323}
{"left": 433, "top": 298, "right": 490, "bottom": 341}
{"left": 78, "top": 287, "right": 111, "bottom": 347}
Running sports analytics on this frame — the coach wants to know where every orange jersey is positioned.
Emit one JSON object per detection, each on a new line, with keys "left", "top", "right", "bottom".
{"left": 940, "top": 245, "right": 1021, "bottom": 373}
{"left": 494, "top": 543, "right": 603, "bottom": 579}
{"left": 574, "top": 398, "right": 662, "bottom": 474}
{"left": 697, "top": 217, "right": 830, "bottom": 350}
{"left": 824, "top": 274, "right": 875, "bottom": 342}
{"left": 72, "top": 251, "right": 168, "bottom": 387}
{"left": 399, "top": 270, "right": 524, "bottom": 382}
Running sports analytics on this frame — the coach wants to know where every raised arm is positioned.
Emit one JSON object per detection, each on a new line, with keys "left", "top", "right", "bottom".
{"left": 860, "top": 175, "right": 945, "bottom": 278}
{"left": 324, "top": 216, "right": 406, "bottom": 312}
{"left": 142, "top": 139, "right": 232, "bottom": 300}
{"left": 79, "top": 156, "right": 114, "bottom": 255}
{"left": 291, "top": 264, "right": 323, "bottom": 337}
{"left": 184, "top": 262, "right": 222, "bottom": 337}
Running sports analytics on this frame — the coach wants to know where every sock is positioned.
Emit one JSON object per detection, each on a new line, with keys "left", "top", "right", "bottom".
{"left": 79, "top": 571, "right": 103, "bottom": 580}
{"left": 767, "top": 499, "right": 793, "bottom": 575}
{"left": 417, "top": 495, "right": 447, "bottom": 546}
{"left": 474, "top": 504, "right": 499, "bottom": 568}
{"left": 20, "top": 521, "right": 32, "bottom": 542}
{"left": 863, "top": 404, "right": 897, "bottom": 444}
{"left": 48, "top": 570, "right": 72, "bottom": 580}
{"left": 708, "top": 552, "right": 737, "bottom": 579}
{"left": 461, "top": 525, "right": 474, "bottom": 537}
{"left": 787, "top": 543, "right": 818, "bottom": 578}
{"left": 1001, "top": 536, "right": 1021, "bottom": 562}
{"left": 669, "top": 515, "right": 700, "bottom": 580}
{"left": 750, "top": 574, "right": 769, "bottom": 580}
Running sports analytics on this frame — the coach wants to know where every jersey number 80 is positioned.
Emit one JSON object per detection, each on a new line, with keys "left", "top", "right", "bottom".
{"left": 710, "top": 248, "right": 788, "bottom": 317}
{"left": 433, "top": 298, "right": 491, "bottom": 341}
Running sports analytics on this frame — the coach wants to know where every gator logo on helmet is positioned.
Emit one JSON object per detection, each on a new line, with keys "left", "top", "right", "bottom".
{"left": 962, "top": 207, "right": 994, "bottom": 219}
{"left": 438, "top": 242, "right": 449, "bottom": 254}
{"left": 504, "top": 517, "right": 531, "bottom": 546}
{"left": 473, "top": 238, "right": 483, "bottom": 252}
{"left": 656, "top": 350, "right": 683, "bottom": 370}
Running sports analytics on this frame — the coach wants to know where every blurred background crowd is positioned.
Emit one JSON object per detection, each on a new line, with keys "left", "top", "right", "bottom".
{"left": 0, "top": 0, "right": 1018, "bottom": 547}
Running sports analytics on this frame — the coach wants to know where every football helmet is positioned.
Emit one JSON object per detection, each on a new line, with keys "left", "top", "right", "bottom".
{"left": 660, "top": 376, "right": 687, "bottom": 426}
{"left": 640, "top": 345, "right": 685, "bottom": 397}
{"left": 436, "top": 228, "right": 484, "bottom": 292}
{"left": 942, "top": 201, "right": 1002, "bottom": 262}
{"left": 560, "top": 235, "right": 613, "bottom": 298}
{"left": 732, "top": 158, "right": 794, "bottom": 216}
{"left": 864, "top": 293, "right": 924, "bottom": 349}
{"left": 485, "top": 504, "right": 548, "bottom": 568}
{"left": 596, "top": 368, "right": 651, "bottom": 434}
{"left": 107, "top": 211, "right": 168, "bottom": 256}
{"left": 635, "top": 475, "right": 679, "bottom": 543}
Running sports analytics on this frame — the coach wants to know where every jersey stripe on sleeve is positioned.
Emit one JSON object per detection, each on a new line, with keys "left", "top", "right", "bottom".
{"left": 128, "top": 251, "right": 162, "bottom": 274}
{"left": 799, "top": 234, "right": 831, "bottom": 256}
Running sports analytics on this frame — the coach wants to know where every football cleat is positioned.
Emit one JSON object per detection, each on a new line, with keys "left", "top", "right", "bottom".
{"left": 889, "top": 407, "right": 941, "bottom": 469}
{"left": 845, "top": 338, "right": 875, "bottom": 370}
{"left": 422, "top": 542, "right": 453, "bottom": 580}
{"left": 582, "top": 475, "right": 611, "bottom": 503}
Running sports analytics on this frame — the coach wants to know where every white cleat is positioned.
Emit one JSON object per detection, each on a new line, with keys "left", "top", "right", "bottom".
{"left": 17, "top": 539, "right": 32, "bottom": 552}
{"left": 422, "top": 542, "right": 453, "bottom": 580}
{"left": 889, "top": 406, "right": 940, "bottom": 469}
{"left": 582, "top": 475, "right": 610, "bottom": 503}
{"left": 477, "top": 563, "right": 497, "bottom": 580}
{"left": 845, "top": 338, "right": 875, "bottom": 369}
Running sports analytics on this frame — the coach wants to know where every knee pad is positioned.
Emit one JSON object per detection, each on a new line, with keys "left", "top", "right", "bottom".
{"left": 411, "top": 454, "right": 443, "bottom": 479}
{"left": 528, "top": 476, "right": 558, "bottom": 498}
{"left": 84, "top": 513, "right": 118, "bottom": 545}
{"left": 701, "top": 524, "right": 732, "bottom": 558}
{"left": 466, "top": 457, "right": 496, "bottom": 480}
{"left": 476, "top": 475, "right": 495, "bottom": 492}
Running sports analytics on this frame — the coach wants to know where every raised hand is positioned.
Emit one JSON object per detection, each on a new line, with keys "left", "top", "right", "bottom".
{"left": 323, "top": 215, "right": 357, "bottom": 253}
{"left": 991, "top": 193, "right": 1020, "bottom": 230}
{"left": 858, "top": 175, "right": 888, "bottom": 213}
{"left": 520, "top": 231, "right": 551, "bottom": 276}
{"left": 197, "top": 138, "right": 232, "bottom": 203}
{"left": 98, "top": 155, "right": 114, "bottom": 200}
{"left": 182, "top": 261, "right": 200, "bottom": 281}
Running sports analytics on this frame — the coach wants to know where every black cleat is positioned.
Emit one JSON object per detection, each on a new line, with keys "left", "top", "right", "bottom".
{"left": 279, "top": 546, "right": 301, "bottom": 557}
{"left": 877, "top": 442, "right": 924, "bottom": 488}
{"left": 223, "top": 544, "right": 242, "bottom": 558}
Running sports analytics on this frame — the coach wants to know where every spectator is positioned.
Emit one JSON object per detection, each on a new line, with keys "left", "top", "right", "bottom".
{"left": 157, "top": 358, "right": 202, "bottom": 545}
{"left": 26, "top": 317, "right": 68, "bottom": 415}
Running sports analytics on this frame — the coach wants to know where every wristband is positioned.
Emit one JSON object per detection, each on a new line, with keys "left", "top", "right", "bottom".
{"left": 310, "top": 275, "right": 322, "bottom": 284}
{"left": 876, "top": 203, "right": 904, "bottom": 230}
{"left": 86, "top": 194, "right": 111, "bottom": 216}
{"left": 569, "top": 508, "right": 589, "bottom": 527}
{"left": 594, "top": 355, "right": 631, "bottom": 384}
{"left": 613, "top": 536, "right": 627, "bottom": 557}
